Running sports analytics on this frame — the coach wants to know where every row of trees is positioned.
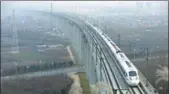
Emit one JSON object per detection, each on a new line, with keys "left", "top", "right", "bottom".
{"left": 1, "top": 61, "right": 73, "bottom": 76}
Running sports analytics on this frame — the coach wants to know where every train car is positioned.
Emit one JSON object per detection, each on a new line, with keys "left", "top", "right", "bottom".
{"left": 105, "top": 35, "right": 140, "bottom": 86}
{"left": 115, "top": 52, "right": 140, "bottom": 86}
{"left": 86, "top": 22, "right": 140, "bottom": 86}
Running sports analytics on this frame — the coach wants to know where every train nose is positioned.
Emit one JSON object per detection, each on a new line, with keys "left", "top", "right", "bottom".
{"left": 129, "top": 77, "right": 139, "bottom": 86}
{"left": 130, "top": 77, "right": 138, "bottom": 80}
{"left": 130, "top": 81, "right": 139, "bottom": 86}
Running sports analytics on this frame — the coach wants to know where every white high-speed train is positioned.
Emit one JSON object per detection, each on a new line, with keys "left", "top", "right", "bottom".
{"left": 86, "top": 21, "right": 140, "bottom": 86}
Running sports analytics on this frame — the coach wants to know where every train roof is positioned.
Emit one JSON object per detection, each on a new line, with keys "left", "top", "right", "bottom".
{"left": 101, "top": 33, "right": 137, "bottom": 73}
{"left": 116, "top": 52, "right": 138, "bottom": 72}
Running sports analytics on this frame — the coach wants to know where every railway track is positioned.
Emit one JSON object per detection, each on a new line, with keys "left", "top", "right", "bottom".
{"left": 55, "top": 14, "right": 158, "bottom": 94}
{"left": 71, "top": 18, "right": 123, "bottom": 93}
{"left": 84, "top": 20, "right": 149, "bottom": 94}
{"left": 83, "top": 22, "right": 128, "bottom": 93}
{"left": 129, "top": 85, "right": 144, "bottom": 94}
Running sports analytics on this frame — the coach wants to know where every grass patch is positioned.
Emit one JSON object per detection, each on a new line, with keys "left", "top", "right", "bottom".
{"left": 78, "top": 72, "right": 90, "bottom": 94}
{"left": 2, "top": 51, "right": 44, "bottom": 61}
{"left": 1, "top": 47, "right": 71, "bottom": 62}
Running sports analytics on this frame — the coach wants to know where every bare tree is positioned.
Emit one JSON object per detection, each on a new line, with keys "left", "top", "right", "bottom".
{"left": 155, "top": 64, "right": 168, "bottom": 93}
{"left": 91, "top": 82, "right": 113, "bottom": 94}
{"left": 155, "top": 65, "right": 168, "bottom": 85}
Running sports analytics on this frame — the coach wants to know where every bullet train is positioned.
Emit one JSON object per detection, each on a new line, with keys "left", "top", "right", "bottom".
{"left": 86, "top": 21, "right": 140, "bottom": 86}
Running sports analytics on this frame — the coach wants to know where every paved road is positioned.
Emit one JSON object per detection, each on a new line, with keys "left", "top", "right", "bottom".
{"left": 1, "top": 66, "right": 84, "bottom": 81}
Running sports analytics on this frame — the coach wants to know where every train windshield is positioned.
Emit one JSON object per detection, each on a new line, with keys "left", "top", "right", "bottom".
{"left": 116, "top": 50, "right": 122, "bottom": 53}
{"left": 129, "top": 71, "right": 137, "bottom": 76}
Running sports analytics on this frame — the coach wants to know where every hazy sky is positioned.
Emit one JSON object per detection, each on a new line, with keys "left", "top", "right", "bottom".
{"left": 1, "top": 1, "right": 168, "bottom": 14}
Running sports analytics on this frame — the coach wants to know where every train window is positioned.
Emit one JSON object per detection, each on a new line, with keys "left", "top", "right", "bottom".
{"left": 129, "top": 71, "right": 137, "bottom": 76}
{"left": 125, "top": 61, "right": 131, "bottom": 67}
{"left": 120, "top": 54, "right": 124, "bottom": 58}
{"left": 116, "top": 50, "right": 121, "bottom": 53}
{"left": 112, "top": 44, "right": 116, "bottom": 47}
{"left": 125, "top": 72, "right": 127, "bottom": 77}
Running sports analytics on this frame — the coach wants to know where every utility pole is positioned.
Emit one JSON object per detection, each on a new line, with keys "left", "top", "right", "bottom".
{"left": 146, "top": 48, "right": 149, "bottom": 86}
{"left": 104, "top": 25, "right": 107, "bottom": 34}
{"left": 11, "top": 10, "right": 19, "bottom": 54}
{"left": 133, "top": 48, "right": 136, "bottom": 61}
{"left": 118, "top": 34, "right": 121, "bottom": 47}
{"left": 50, "top": 2, "right": 53, "bottom": 31}
{"left": 129, "top": 42, "right": 132, "bottom": 54}
{"left": 140, "top": 48, "right": 146, "bottom": 57}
